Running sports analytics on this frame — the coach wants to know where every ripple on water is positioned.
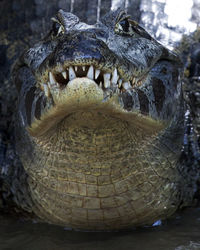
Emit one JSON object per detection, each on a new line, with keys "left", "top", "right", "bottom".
{"left": 175, "top": 241, "right": 200, "bottom": 250}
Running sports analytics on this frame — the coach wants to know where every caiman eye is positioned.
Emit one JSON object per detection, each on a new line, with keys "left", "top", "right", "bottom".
{"left": 115, "top": 17, "right": 152, "bottom": 40}
{"left": 51, "top": 18, "right": 64, "bottom": 37}
{"left": 115, "top": 18, "right": 133, "bottom": 36}
{"left": 119, "top": 19, "right": 130, "bottom": 33}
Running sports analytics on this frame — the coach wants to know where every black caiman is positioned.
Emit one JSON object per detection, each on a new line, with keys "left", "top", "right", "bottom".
{"left": 1, "top": 8, "right": 200, "bottom": 231}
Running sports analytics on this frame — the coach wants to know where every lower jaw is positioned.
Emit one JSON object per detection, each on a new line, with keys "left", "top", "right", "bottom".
{"left": 25, "top": 111, "right": 180, "bottom": 231}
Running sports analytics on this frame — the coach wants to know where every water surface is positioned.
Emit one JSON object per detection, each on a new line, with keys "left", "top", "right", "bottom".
{"left": 0, "top": 208, "right": 200, "bottom": 250}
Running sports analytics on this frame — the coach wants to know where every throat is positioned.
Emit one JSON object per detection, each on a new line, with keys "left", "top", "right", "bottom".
{"left": 34, "top": 110, "right": 163, "bottom": 175}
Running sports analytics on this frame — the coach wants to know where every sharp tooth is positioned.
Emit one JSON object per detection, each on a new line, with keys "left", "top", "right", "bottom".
{"left": 99, "top": 81, "right": 103, "bottom": 88}
{"left": 69, "top": 66, "right": 76, "bottom": 80}
{"left": 82, "top": 66, "right": 86, "bottom": 71}
{"left": 111, "top": 68, "right": 119, "bottom": 85}
{"left": 123, "top": 82, "right": 131, "bottom": 90}
{"left": 49, "top": 72, "right": 59, "bottom": 88}
{"left": 103, "top": 73, "right": 111, "bottom": 88}
{"left": 75, "top": 66, "right": 78, "bottom": 71}
{"left": 58, "top": 26, "right": 63, "bottom": 34}
{"left": 49, "top": 72, "right": 56, "bottom": 85}
{"left": 62, "top": 71, "right": 67, "bottom": 79}
{"left": 87, "top": 65, "right": 94, "bottom": 79}
{"left": 132, "top": 77, "right": 136, "bottom": 86}
{"left": 95, "top": 69, "right": 100, "bottom": 79}
{"left": 44, "top": 83, "right": 50, "bottom": 97}
{"left": 118, "top": 79, "right": 122, "bottom": 88}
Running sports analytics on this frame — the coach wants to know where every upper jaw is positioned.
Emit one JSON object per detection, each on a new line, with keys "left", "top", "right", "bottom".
{"left": 37, "top": 63, "right": 147, "bottom": 100}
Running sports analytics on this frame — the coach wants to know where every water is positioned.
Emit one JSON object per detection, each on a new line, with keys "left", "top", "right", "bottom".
{"left": 0, "top": 208, "right": 200, "bottom": 250}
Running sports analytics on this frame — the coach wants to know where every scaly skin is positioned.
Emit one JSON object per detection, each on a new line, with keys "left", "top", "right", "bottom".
{"left": 11, "top": 9, "right": 197, "bottom": 230}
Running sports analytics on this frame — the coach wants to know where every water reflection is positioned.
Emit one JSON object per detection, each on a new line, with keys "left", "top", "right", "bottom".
{"left": 0, "top": 208, "right": 200, "bottom": 250}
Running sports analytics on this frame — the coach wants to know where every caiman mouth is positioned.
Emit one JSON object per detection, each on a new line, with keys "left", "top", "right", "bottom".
{"left": 38, "top": 63, "right": 145, "bottom": 97}
{"left": 26, "top": 63, "right": 164, "bottom": 140}
{"left": 27, "top": 60, "right": 158, "bottom": 137}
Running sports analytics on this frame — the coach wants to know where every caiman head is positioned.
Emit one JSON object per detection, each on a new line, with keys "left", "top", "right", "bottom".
{"left": 13, "top": 9, "right": 187, "bottom": 230}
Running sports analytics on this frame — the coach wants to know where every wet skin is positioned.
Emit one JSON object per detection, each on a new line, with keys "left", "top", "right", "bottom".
{"left": 11, "top": 9, "right": 196, "bottom": 230}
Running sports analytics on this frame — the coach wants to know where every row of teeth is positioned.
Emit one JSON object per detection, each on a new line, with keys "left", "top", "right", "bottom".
{"left": 42, "top": 65, "right": 142, "bottom": 96}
